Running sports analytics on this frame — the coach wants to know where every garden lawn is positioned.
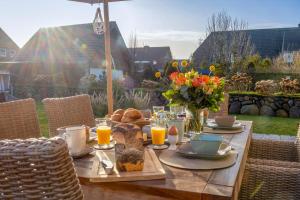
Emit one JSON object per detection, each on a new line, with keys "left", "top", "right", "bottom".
{"left": 36, "top": 102, "right": 299, "bottom": 137}
{"left": 235, "top": 114, "right": 299, "bottom": 136}
{"left": 36, "top": 102, "right": 49, "bottom": 137}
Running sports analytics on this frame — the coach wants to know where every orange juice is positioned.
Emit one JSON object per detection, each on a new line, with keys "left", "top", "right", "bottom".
{"left": 96, "top": 126, "right": 111, "bottom": 145}
{"left": 151, "top": 127, "right": 166, "bottom": 145}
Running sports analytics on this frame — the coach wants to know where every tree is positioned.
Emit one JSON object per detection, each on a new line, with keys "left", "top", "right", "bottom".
{"left": 196, "top": 11, "right": 254, "bottom": 76}
{"left": 128, "top": 32, "right": 138, "bottom": 60}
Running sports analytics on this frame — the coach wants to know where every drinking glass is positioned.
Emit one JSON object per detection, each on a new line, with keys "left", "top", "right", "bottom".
{"left": 148, "top": 122, "right": 168, "bottom": 150}
{"left": 94, "top": 119, "right": 114, "bottom": 150}
{"left": 153, "top": 106, "right": 165, "bottom": 118}
{"left": 170, "top": 105, "right": 184, "bottom": 115}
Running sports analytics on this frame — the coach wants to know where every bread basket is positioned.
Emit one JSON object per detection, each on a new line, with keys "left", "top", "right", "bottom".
{"left": 107, "top": 118, "right": 150, "bottom": 129}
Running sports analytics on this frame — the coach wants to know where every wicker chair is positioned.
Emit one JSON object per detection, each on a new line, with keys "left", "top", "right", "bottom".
{"left": 43, "top": 95, "right": 95, "bottom": 137}
{"left": 0, "top": 137, "right": 83, "bottom": 199}
{"left": 0, "top": 98, "right": 41, "bottom": 140}
{"left": 239, "top": 161, "right": 300, "bottom": 200}
{"left": 249, "top": 124, "right": 300, "bottom": 163}
{"left": 208, "top": 93, "right": 229, "bottom": 118}
{"left": 239, "top": 125, "right": 300, "bottom": 200}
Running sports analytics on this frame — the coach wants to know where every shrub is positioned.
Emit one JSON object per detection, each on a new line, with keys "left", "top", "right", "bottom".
{"left": 279, "top": 78, "right": 300, "bottom": 94}
{"left": 124, "top": 90, "right": 151, "bottom": 110}
{"left": 225, "top": 73, "right": 252, "bottom": 91}
{"left": 255, "top": 80, "right": 278, "bottom": 95}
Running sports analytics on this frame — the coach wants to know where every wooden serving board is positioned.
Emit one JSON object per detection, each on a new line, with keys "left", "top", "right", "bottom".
{"left": 74, "top": 148, "right": 166, "bottom": 183}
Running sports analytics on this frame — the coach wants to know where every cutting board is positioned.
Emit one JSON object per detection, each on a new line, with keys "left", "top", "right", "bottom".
{"left": 74, "top": 148, "right": 166, "bottom": 183}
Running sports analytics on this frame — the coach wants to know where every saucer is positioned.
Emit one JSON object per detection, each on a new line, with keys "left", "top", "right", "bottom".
{"left": 71, "top": 147, "right": 94, "bottom": 159}
{"left": 206, "top": 120, "right": 242, "bottom": 130}
{"left": 93, "top": 142, "right": 115, "bottom": 150}
{"left": 176, "top": 143, "right": 232, "bottom": 160}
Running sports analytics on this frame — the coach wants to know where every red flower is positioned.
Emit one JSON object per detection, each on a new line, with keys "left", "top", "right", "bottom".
{"left": 192, "top": 78, "right": 201, "bottom": 87}
{"left": 200, "top": 75, "right": 210, "bottom": 84}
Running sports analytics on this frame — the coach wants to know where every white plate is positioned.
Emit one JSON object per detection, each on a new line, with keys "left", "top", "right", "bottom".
{"left": 206, "top": 120, "right": 243, "bottom": 130}
{"left": 176, "top": 143, "right": 232, "bottom": 160}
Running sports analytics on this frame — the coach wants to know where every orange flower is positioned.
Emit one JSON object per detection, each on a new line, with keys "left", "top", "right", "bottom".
{"left": 192, "top": 75, "right": 210, "bottom": 87}
{"left": 175, "top": 73, "right": 186, "bottom": 86}
{"left": 199, "top": 75, "right": 210, "bottom": 84}
{"left": 211, "top": 76, "right": 220, "bottom": 85}
{"left": 169, "top": 72, "right": 179, "bottom": 80}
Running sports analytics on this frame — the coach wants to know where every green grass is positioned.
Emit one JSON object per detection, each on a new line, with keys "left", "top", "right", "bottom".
{"left": 36, "top": 103, "right": 49, "bottom": 137}
{"left": 235, "top": 114, "right": 299, "bottom": 136}
{"left": 35, "top": 102, "right": 299, "bottom": 137}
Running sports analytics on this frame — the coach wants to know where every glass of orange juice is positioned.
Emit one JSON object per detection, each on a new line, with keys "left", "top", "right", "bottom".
{"left": 149, "top": 121, "right": 168, "bottom": 150}
{"left": 94, "top": 119, "right": 114, "bottom": 150}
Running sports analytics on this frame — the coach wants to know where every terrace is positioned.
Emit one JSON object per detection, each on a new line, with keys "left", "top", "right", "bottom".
{"left": 0, "top": 0, "right": 300, "bottom": 200}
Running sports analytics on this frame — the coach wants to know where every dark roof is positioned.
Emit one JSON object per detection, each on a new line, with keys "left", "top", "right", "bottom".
{"left": 15, "top": 22, "right": 131, "bottom": 71}
{"left": 193, "top": 26, "right": 300, "bottom": 64}
{"left": 0, "top": 28, "right": 19, "bottom": 50}
{"left": 129, "top": 46, "right": 172, "bottom": 68}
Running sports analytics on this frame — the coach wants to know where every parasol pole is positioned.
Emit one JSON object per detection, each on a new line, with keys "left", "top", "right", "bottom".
{"left": 103, "top": 0, "right": 113, "bottom": 115}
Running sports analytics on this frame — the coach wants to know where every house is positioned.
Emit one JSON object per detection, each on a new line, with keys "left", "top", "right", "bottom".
{"left": 193, "top": 25, "right": 300, "bottom": 66}
{"left": 129, "top": 46, "right": 173, "bottom": 73}
{"left": 0, "top": 28, "right": 19, "bottom": 62}
{"left": 0, "top": 28, "right": 19, "bottom": 100}
{"left": 14, "top": 22, "right": 131, "bottom": 80}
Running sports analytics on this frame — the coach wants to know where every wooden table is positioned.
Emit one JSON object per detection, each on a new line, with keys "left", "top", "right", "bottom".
{"left": 76, "top": 120, "right": 253, "bottom": 200}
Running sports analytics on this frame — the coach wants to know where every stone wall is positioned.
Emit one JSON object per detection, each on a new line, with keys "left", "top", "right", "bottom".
{"left": 229, "top": 94, "right": 300, "bottom": 118}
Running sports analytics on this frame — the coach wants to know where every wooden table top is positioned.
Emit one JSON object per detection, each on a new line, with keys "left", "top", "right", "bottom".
{"left": 76, "top": 120, "right": 253, "bottom": 200}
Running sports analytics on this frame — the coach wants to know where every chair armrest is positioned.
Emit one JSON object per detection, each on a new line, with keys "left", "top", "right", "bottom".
{"left": 248, "top": 158, "right": 300, "bottom": 169}
{"left": 240, "top": 163, "right": 300, "bottom": 200}
{"left": 249, "top": 138, "right": 297, "bottom": 162}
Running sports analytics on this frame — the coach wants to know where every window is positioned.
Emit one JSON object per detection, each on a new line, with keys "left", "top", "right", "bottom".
{"left": 9, "top": 50, "right": 16, "bottom": 58}
{"left": 0, "top": 48, "right": 6, "bottom": 57}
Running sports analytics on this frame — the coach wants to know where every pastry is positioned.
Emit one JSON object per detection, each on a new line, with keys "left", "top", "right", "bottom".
{"left": 121, "top": 109, "right": 143, "bottom": 123}
{"left": 113, "top": 109, "right": 125, "bottom": 116}
{"left": 111, "top": 114, "right": 122, "bottom": 122}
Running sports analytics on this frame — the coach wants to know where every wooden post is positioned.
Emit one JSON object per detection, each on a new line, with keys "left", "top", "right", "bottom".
{"left": 103, "top": 0, "right": 113, "bottom": 115}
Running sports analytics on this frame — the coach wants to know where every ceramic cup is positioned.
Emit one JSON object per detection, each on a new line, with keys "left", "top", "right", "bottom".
{"left": 65, "top": 126, "right": 86, "bottom": 154}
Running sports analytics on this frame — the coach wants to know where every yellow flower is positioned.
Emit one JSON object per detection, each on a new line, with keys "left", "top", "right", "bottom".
{"left": 155, "top": 71, "right": 161, "bottom": 78}
{"left": 181, "top": 60, "right": 188, "bottom": 67}
{"left": 172, "top": 61, "right": 179, "bottom": 68}
{"left": 209, "top": 65, "right": 216, "bottom": 72}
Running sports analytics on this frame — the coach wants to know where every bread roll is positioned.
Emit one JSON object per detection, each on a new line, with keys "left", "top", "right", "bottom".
{"left": 122, "top": 109, "right": 143, "bottom": 121}
{"left": 111, "top": 114, "right": 122, "bottom": 122}
{"left": 113, "top": 109, "right": 125, "bottom": 116}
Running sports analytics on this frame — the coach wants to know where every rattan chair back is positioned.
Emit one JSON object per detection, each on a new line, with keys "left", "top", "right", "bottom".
{"left": 0, "top": 98, "right": 41, "bottom": 139}
{"left": 296, "top": 124, "right": 300, "bottom": 161}
{"left": 0, "top": 137, "right": 83, "bottom": 199}
{"left": 43, "top": 95, "right": 95, "bottom": 137}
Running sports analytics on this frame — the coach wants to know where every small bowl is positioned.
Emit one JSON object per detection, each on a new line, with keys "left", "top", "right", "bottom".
{"left": 190, "top": 134, "right": 223, "bottom": 154}
{"left": 214, "top": 116, "right": 236, "bottom": 127}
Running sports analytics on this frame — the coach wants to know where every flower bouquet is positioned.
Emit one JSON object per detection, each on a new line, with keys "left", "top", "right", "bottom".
{"left": 161, "top": 61, "right": 225, "bottom": 133}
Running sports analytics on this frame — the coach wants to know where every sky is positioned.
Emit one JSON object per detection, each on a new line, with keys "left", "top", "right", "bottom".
{"left": 1, "top": 0, "right": 300, "bottom": 59}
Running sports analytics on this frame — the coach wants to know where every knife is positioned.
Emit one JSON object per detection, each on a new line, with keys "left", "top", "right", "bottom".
{"left": 96, "top": 151, "right": 114, "bottom": 175}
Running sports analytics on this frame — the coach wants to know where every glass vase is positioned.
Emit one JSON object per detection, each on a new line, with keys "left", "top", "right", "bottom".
{"left": 186, "top": 109, "right": 204, "bottom": 134}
